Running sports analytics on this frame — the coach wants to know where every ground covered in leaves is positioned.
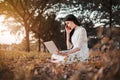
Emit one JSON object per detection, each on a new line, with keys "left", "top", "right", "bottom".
{"left": 0, "top": 50, "right": 120, "bottom": 80}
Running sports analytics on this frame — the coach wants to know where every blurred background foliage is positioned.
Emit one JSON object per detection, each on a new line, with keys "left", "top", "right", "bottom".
{"left": 0, "top": 0, "right": 120, "bottom": 52}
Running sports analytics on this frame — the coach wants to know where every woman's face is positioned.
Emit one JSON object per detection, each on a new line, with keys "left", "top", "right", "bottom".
{"left": 65, "top": 21, "right": 75, "bottom": 29}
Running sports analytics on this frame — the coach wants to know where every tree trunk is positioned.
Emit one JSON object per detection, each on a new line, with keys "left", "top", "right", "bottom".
{"left": 38, "top": 36, "right": 41, "bottom": 52}
{"left": 25, "top": 24, "right": 30, "bottom": 52}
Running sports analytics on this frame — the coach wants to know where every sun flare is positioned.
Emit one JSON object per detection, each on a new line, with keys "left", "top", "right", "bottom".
{"left": 0, "top": 15, "right": 25, "bottom": 45}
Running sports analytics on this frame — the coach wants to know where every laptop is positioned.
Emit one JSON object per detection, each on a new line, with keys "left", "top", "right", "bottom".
{"left": 44, "top": 41, "right": 66, "bottom": 62}
{"left": 44, "top": 41, "right": 59, "bottom": 54}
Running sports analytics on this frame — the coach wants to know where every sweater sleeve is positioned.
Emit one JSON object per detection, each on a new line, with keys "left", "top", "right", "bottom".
{"left": 74, "top": 28, "right": 87, "bottom": 49}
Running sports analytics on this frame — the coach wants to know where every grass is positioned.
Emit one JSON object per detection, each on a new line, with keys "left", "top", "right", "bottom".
{"left": 0, "top": 50, "right": 51, "bottom": 80}
{"left": 0, "top": 50, "right": 120, "bottom": 80}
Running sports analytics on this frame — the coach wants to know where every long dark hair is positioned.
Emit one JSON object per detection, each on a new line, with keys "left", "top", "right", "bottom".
{"left": 64, "top": 14, "right": 80, "bottom": 48}
{"left": 64, "top": 14, "right": 80, "bottom": 26}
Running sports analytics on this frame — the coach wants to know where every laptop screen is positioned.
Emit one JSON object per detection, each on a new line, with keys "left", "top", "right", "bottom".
{"left": 44, "top": 41, "right": 58, "bottom": 54}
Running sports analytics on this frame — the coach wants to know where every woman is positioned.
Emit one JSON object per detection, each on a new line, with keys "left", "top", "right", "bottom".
{"left": 51, "top": 14, "right": 89, "bottom": 64}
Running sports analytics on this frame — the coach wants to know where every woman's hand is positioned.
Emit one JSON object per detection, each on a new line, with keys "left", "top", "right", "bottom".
{"left": 65, "top": 25, "right": 72, "bottom": 34}
{"left": 57, "top": 50, "right": 69, "bottom": 56}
